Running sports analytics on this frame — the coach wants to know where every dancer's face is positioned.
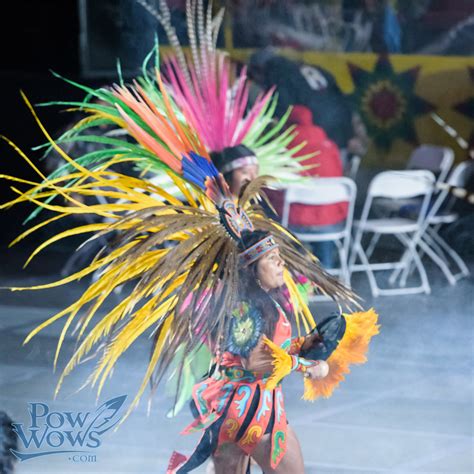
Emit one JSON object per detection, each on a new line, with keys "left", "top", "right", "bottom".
{"left": 230, "top": 164, "right": 259, "bottom": 196}
{"left": 256, "top": 248, "right": 285, "bottom": 291}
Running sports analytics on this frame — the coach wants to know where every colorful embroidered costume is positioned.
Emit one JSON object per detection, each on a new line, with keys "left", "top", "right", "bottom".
{"left": 168, "top": 298, "right": 378, "bottom": 472}
{"left": 178, "top": 303, "right": 305, "bottom": 471}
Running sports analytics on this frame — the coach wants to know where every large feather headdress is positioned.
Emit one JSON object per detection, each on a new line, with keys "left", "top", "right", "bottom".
{"left": 136, "top": 0, "right": 311, "bottom": 180}
{"left": 1, "top": 76, "right": 356, "bottom": 422}
{"left": 25, "top": 0, "right": 309, "bottom": 225}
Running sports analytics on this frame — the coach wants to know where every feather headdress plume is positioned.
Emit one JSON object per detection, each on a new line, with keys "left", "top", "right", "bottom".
{"left": 1, "top": 78, "right": 355, "bottom": 421}
{"left": 137, "top": 0, "right": 312, "bottom": 180}
{"left": 25, "top": 0, "right": 309, "bottom": 226}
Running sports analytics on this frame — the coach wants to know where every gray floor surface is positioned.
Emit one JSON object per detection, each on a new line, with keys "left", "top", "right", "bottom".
{"left": 0, "top": 245, "right": 473, "bottom": 474}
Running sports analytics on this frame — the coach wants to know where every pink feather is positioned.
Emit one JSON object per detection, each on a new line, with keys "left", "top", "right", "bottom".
{"left": 163, "top": 49, "right": 272, "bottom": 153}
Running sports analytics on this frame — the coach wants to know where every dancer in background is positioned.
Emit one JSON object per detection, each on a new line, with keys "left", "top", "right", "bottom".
{"left": 137, "top": 0, "right": 310, "bottom": 185}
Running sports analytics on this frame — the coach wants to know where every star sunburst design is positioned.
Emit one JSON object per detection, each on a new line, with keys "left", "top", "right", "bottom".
{"left": 226, "top": 302, "right": 263, "bottom": 358}
{"left": 349, "top": 56, "right": 434, "bottom": 151}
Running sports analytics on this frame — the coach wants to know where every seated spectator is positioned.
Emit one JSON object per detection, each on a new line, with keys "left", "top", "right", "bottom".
{"left": 267, "top": 105, "right": 348, "bottom": 268}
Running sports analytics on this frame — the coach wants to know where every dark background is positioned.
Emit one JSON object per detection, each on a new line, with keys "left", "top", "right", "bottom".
{"left": 0, "top": 0, "right": 82, "bottom": 242}
{"left": 0, "top": 0, "right": 164, "bottom": 242}
{"left": 0, "top": 0, "right": 473, "bottom": 245}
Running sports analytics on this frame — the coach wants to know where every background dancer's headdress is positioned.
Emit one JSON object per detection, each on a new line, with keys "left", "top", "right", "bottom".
{"left": 1, "top": 79, "right": 357, "bottom": 421}
{"left": 136, "top": 0, "right": 312, "bottom": 181}
{"left": 26, "top": 0, "right": 311, "bottom": 226}
{"left": 211, "top": 144, "right": 259, "bottom": 177}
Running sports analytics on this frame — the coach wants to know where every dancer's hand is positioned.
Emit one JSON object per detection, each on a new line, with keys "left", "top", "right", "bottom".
{"left": 243, "top": 339, "right": 274, "bottom": 374}
{"left": 305, "top": 360, "right": 329, "bottom": 380}
{"left": 301, "top": 332, "right": 322, "bottom": 352}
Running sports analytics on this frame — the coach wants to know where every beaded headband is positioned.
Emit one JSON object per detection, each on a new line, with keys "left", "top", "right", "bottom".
{"left": 218, "top": 200, "right": 278, "bottom": 266}
{"left": 220, "top": 156, "right": 258, "bottom": 175}
{"left": 239, "top": 235, "right": 279, "bottom": 266}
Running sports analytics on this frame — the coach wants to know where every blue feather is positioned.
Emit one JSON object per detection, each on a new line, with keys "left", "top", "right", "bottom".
{"left": 182, "top": 152, "right": 219, "bottom": 190}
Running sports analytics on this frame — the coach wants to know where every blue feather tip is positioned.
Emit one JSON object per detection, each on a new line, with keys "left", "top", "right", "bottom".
{"left": 182, "top": 151, "right": 219, "bottom": 191}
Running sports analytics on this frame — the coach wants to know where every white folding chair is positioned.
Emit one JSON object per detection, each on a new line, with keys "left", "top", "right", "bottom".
{"left": 407, "top": 145, "right": 454, "bottom": 183}
{"left": 349, "top": 170, "right": 435, "bottom": 297}
{"left": 281, "top": 177, "right": 357, "bottom": 286}
{"left": 394, "top": 162, "right": 471, "bottom": 285}
{"left": 424, "top": 161, "right": 471, "bottom": 281}
{"left": 374, "top": 146, "right": 454, "bottom": 219}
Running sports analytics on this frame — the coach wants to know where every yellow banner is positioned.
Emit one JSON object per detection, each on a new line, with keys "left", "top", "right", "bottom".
{"left": 229, "top": 49, "right": 473, "bottom": 167}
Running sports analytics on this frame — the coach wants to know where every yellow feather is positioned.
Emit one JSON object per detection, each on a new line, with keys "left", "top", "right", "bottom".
{"left": 54, "top": 293, "right": 157, "bottom": 397}
{"left": 9, "top": 213, "right": 68, "bottom": 248}
{"left": 84, "top": 109, "right": 128, "bottom": 129}
{"left": 55, "top": 297, "right": 135, "bottom": 394}
{"left": 120, "top": 314, "right": 174, "bottom": 424}
{"left": 23, "top": 223, "right": 111, "bottom": 267}
{"left": 76, "top": 249, "right": 168, "bottom": 338}
{"left": 283, "top": 270, "right": 315, "bottom": 334}
{"left": 16, "top": 241, "right": 137, "bottom": 293}
{"left": 0, "top": 134, "right": 88, "bottom": 210}
{"left": 24, "top": 305, "right": 76, "bottom": 346}
{"left": 7, "top": 187, "right": 118, "bottom": 219}
{"left": 0, "top": 173, "right": 41, "bottom": 187}
{"left": 19, "top": 92, "right": 122, "bottom": 190}
{"left": 262, "top": 336, "right": 293, "bottom": 390}
{"left": 93, "top": 296, "right": 177, "bottom": 397}
{"left": 167, "top": 171, "right": 198, "bottom": 208}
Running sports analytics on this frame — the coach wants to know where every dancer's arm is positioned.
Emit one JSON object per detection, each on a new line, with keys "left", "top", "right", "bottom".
{"left": 244, "top": 337, "right": 329, "bottom": 381}
{"left": 289, "top": 332, "right": 322, "bottom": 355}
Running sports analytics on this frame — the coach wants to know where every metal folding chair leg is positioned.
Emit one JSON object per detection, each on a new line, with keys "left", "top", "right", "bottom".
{"left": 426, "top": 227, "right": 470, "bottom": 279}
{"left": 351, "top": 231, "right": 431, "bottom": 296}
{"left": 418, "top": 238, "right": 456, "bottom": 285}
{"left": 395, "top": 233, "right": 431, "bottom": 294}
{"left": 335, "top": 240, "right": 350, "bottom": 285}
{"left": 421, "top": 232, "right": 451, "bottom": 265}
{"left": 350, "top": 169, "right": 436, "bottom": 296}
{"left": 350, "top": 238, "right": 382, "bottom": 297}
{"left": 388, "top": 247, "right": 411, "bottom": 285}
{"left": 394, "top": 229, "right": 465, "bottom": 286}
{"left": 365, "top": 232, "right": 382, "bottom": 259}
{"left": 391, "top": 244, "right": 437, "bottom": 287}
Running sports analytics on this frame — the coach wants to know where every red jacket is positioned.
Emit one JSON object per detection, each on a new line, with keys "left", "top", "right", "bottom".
{"left": 269, "top": 105, "right": 348, "bottom": 226}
